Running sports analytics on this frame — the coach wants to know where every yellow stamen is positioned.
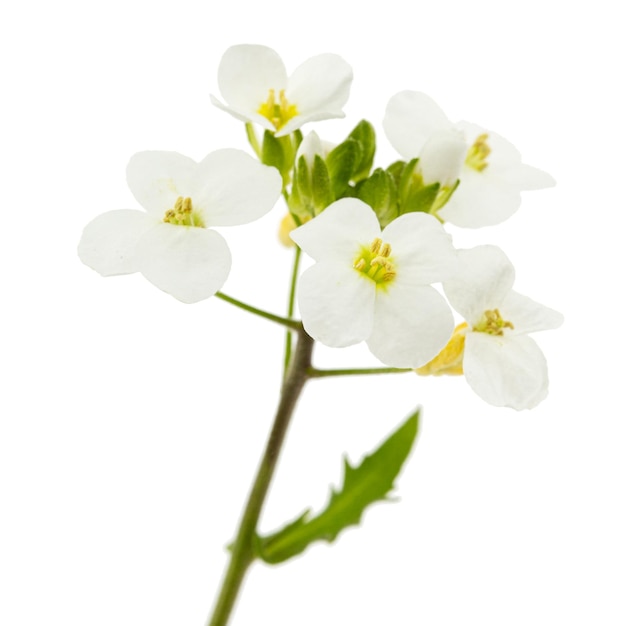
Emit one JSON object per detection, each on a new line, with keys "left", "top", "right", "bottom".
{"left": 258, "top": 88, "right": 299, "bottom": 131}
{"left": 163, "top": 196, "right": 205, "bottom": 228}
{"left": 465, "top": 133, "right": 491, "bottom": 172}
{"left": 473, "top": 308, "right": 514, "bottom": 336}
{"left": 354, "top": 238, "right": 396, "bottom": 287}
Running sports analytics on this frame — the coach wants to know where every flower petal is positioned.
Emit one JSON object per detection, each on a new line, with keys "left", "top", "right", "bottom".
{"left": 443, "top": 246, "right": 515, "bottom": 323}
{"left": 214, "top": 44, "right": 287, "bottom": 114}
{"left": 383, "top": 91, "right": 452, "bottom": 159}
{"left": 126, "top": 151, "right": 197, "bottom": 216}
{"left": 189, "top": 149, "right": 282, "bottom": 226}
{"left": 439, "top": 166, "right": 522, "bottom": 227}
{"left": 297, "top": 261, "right": 375, "bottom": 347}
{"left": 501, "top": 164, "right": 556, "bottom": 190}
{"left": 382, "top": 212, "right": 459, "bottom": 285}
{"left": 367, "top": 284, "right": 454, "bottom": 368}
{"left": 276, "top": 53, "right": 352, "bottom": 136}
{"left": 290, "top": 198, "right": 380, "bottom": 263}
{"left": 501, "top": 290, "right": 564, "bottom": 335}
{"left": 464, "top": 333, "right": 550, "bottom": 410}
{"left": 135, "top": 224, "right": 231, "bottom": 303}
{"left": 78, "top": 209, "right": 156, "bottom": 276}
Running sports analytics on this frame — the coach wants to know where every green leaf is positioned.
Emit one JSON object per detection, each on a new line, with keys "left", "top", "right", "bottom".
{"left": 256, "top": 410, "right": 420, "bottom": 565}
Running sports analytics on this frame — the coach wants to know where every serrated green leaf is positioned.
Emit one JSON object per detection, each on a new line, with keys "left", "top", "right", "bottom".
{"left": 256, "top": 410, "right": 420, "bottom": 564}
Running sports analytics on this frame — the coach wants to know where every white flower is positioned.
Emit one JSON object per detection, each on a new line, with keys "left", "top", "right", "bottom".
{"left": 78, "top": 150, "right": 282, "bottom": 303}
{"left": 383, "top": 91, "right": 555, "bottom": 227}
{"left": 442, "top": 245, "right": 563, "bottom": 409}
{"left": 290, "top": 198, "right": 458, "bottom": 367}
{"left": 210, "top": 44, "right": 353, "bottom": 137}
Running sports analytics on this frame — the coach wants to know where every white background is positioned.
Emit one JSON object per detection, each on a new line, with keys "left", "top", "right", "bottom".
{"left": 1, "top": 1, "right": 624, "bottom": 624}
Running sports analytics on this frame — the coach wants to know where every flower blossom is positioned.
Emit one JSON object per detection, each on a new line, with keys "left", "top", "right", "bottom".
{"left": 290, "top": 198, "right": 458, "bottom": 368}
{"left": 78, "top": 150, "right": 282, "bottom": 303}
{"left": 383, "top": 91, "right": 555, "bottom": 227}
{"left": 418, "top": 245, "right": 563, "bottom": 409}
{"left": 210, "top": 44, "right": 353, "bottom": 137}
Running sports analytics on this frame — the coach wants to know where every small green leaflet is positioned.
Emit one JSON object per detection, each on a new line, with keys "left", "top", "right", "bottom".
{"left": 255, "top": 410, "right": 420, "bottom": 565}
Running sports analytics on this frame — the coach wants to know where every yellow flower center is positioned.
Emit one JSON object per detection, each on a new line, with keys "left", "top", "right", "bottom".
{"left": 163, "top": 197, "right": 205, "bottom": 228}
{"left": 258, "top": 89, "right": 299, "bottom": 131}
{"left": 465, "top": 133, "right": 491, "bottom": 172}
{"left": 353, "top": 238, "right": 396, "bottom": 287}
{"left": 473, "top": 308, "right": 514, "bottom": 336}
{"left": 416, "top": 322, "right": 467, "bottom": 376}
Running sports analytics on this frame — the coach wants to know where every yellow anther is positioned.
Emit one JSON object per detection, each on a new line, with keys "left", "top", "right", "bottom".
{"left": 163, "top": 196, "right": 205, "bottom": 228}
{"left": 473, "top": 308, "right": 514, "bottom": 336}
{"left": 370, "top": 238, "right": 382, "bottom": 254}
{"left": 258, "top": 88, "right": 299, "bottom": 131}
{"left": 416, "top": 323, "right": 468, "bottom": 376}
{"left": 465, "top": 133, "right": 491, "bottom": 172}
{"left": 354, "top": 238, "right": 396, "bottom": 287}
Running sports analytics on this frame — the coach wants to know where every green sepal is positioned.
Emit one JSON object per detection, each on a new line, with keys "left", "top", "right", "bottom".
{"left": 354, "top": 168, "right": 398, "bottom": 228}
{"left": 311, "top": 154, "right": 333, "bottom": 215}
{"left": 397, "top": 158, "right": 440, "bottom": 215}
{"left": 261, "top": 130, "right": 285, "bottom": 176}
{"left": 256, "top": 410, "right": 420, "bottom": 565}
{"left": 326, "top": 138, "right": 361, "bottom": 199}
{"left": 261, "top": 131, "right": 299, "bottom": 189}
{"left": 245, "top": 123, "right": 262, "bottom": 160}
{"left": 347, "top": 120, "right": 376, "bottom": 182}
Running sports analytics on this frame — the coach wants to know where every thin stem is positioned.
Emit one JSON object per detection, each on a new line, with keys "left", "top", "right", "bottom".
{"left": 215, "top": 292, "right": 300, "bottom": 330}
{"left": 309, "top": 366, "right": 413, "bottom": 378}
{"left": 282, "top": 246, "right": 302, "bottom": 379}
{"left": 206, "top": 328, "right": 315, "bottom": 626}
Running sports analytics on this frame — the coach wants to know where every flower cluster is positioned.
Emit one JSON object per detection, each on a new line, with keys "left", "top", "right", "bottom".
{"left": 78, "top": 44, "right": 562, "bottom": 409}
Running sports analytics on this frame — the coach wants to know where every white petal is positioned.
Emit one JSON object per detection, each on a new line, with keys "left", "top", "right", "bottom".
{"left": 290, "top": 198, "right": 380, "bottom": 263}
{"left": 382, "top": 212, "right": 459, "bottom": 285}
{"left": 501, "top": 291, "right": 564, "bottom": 335}
{"left": 215, "top": 44, "right": 287, "bottom": 113}
{"left": 439, "top": 166, "right": 522, "bottom": 227}
{"left": 285, "top": 54, "right": 352, "bottom": 116}
{"left": 209, "top": 96, "right": 276, "bottom": 132}
{"left": 383, "top": 91, "right": 452, "bottom": 159}
{"left": 189, "top": 149, "right": 282, "bottom": 226}
{"left": 418, "top": 129, "right": 467, "bottom": 186}
{"left": 501, "top": 163, "right": 556, "bottom": 190}
{"left": 443, "top": 246, "right": 515, "bottom": 323}
{"left": 78, "top": 209, "right": 156, "bottom": 276}
{"left": 464, "top": 333, "right": 550, "bottom": 410}
{"left": 367, "top": 284, "right": 454, "bottom": 368}
{"left": 126, "top": 151, "right": 197, "bottom": 216}
{"left": 297, "top": 262, "right": 375, "bottom": 347}
{"left": 135, "top": 224, "right": 231, "bottom": 303}
{"left": 296, "top": 131, "right": 324, "bottom": 166}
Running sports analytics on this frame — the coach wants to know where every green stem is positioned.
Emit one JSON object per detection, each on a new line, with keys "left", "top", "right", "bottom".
{"left": 282, "top": 246, "right": 302, "bottom": 380}
{"left": 309, "top": 366, "right": 412, "bottom": 378}
{"left": 206, "top": 328, "right": 315, "bottom": 626}
{"left": 215, "top": 292, "right": 300, "bottom": 330}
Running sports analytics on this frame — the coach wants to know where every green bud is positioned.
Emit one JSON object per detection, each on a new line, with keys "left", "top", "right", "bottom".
{"left": 326, "top": 138, "right": 361, "bottom": 199}
{"left": 355, "top": 168, "right": 398, "bottom": 228}
{"left": 347, "top": 120, "right": 376, "bottom": 182}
